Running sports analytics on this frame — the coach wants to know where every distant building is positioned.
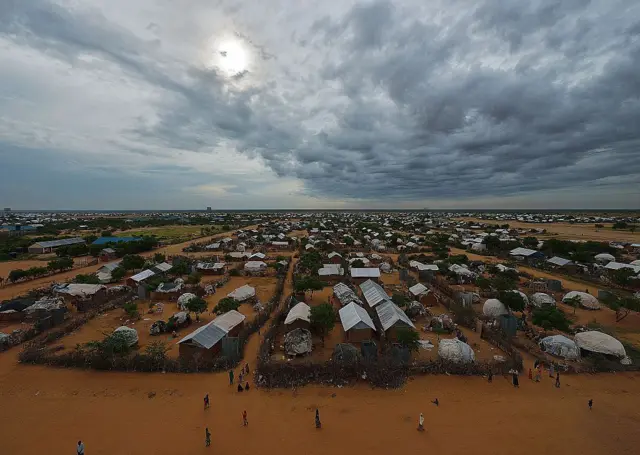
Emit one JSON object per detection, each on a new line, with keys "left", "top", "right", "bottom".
{"left": 92, "top": 236, "right": 142, "bottom": 245}
{"left": 207, "top": 207, "right": 212, "bottom": 211}
{"left": 3, "top": 208, "right": 10, "bottom": 212}
{"left": 28, "top": 237, "right": 86, "bottom": 254}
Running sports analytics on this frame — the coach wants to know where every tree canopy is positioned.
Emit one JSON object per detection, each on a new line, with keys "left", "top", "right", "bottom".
{"left": 213, "top": 297, "right": 240, "bottom": 315}
{"left": 310, "top": 303, "right": 336, "bottom": 345}
{"left": 396, "top": 328, "right": 420, "bottom": 352}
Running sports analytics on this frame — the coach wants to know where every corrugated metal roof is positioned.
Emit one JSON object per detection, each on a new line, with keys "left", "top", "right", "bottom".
{"left": 375, "top": 301, "right": 415, "bottom": 331}
{"left": 359, "top": 279, "right": 388, "bottom": 307}
{"left": 339, "top": 302, "right": 376, "bottom": 331}
{"left": 351, "top": 268, "right": 380, "bottom": 278}
{"left": 547, "top": 256, "right": 572, "bottom": 266}
{"left": 319, "top": 264, "right": 344, "bottom": 276}
{"left": 227, "top": 284, "right": 256, "bottom": 301}
{"left": 154, "top": 262, "right": 173, "bottom": 272}
{"left": 605, "top": 261, "right": 640, "bottom": 273}
{"left": 509, "top": 247, "right": 539, "bottom": 257}
{"left": 333, "top": 283, "right": 362, "bottom": 305}
{"left": 32, "top": 237, "right": 85, "bottom": 248}
{"left": 212, "top": 310, "right": 246, "bottom": 332}
{"left": 285, "top": 302, "right": 311, "bottom": 325}
{"left": 53, "top": 283, "right": 106, "bottom": 296}
{"left": 178, "top": 321, "right": 227, "bottom": 349}
{"left": 130, "top": 269, "right": 155, "bottom": 282}
{"left": 409, "top": 283, "right": 429, "bottom": 296}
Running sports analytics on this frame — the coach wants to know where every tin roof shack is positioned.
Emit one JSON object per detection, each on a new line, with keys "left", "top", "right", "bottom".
{"left": 0, "top": 297, "right": 36, "bottom": 322}
{"left": 339, "top": 302, "right": 376, "bottom": 343}
{"left": 375, "top": 301, "right": 416, "bottom": 342}
{"left": 178, "top": 310, "right": 245, "bottom": 362}
{"left": 227, "top": 284, "right": 256, "bottom": 303}
{"left": 28, "top": 237, "right": 85, "bottom": 254}
{"left": 509, "top": 247, "right": 545, "bottom": 264}
{"left": 150, "top": 280, "right": 184, "bottom": 301}
{"left": 244, "top": 261, "right": 268, "bottom": 275}
{"left": 332, "top": 283, "right": 363, "bottom": 307}
{"left": 409, "top": 283, "right": 437, "bottom": 306}
{"left": 126, "top": 262, "right": 173, "bottom": 297}
{"left": 359, "top": 279, "right": 389, "bottom": 308}
{"left": 197, "top": 262, "right": 227, "bottom": 275}
{"left": 327, "top": 251, "right": 343, "bottom": 264}
{"left": 284, "top": 302, "right": 311, "bottom": 332}
{"left": 350, "top": 267, "right": 381, "bottom": 285}
{"left": 318, "top": 264, "right": 345, "bottom": 283}
{"left": 53, "top": 284, "right": 107, "bottom": 311}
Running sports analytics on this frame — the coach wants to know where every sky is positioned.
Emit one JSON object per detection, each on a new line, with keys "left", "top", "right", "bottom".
{"left": 1, "top": 0, "right": 640, "bottom": 210}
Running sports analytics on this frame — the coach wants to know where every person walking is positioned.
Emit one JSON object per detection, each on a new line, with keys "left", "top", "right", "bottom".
{"left": 431, "top": 398, "right": 439, "bottom": 407}
{"left": 243, "top": 410, "right": 248, "bottom": 427}
{"left": 549, "top": 363, "right": 555, "bottom": 378}
{"left": 535, "top": 365, "right": 541, "bottom": 383}
{"left": 528, "top": 368, "right": 533, "bottom": 381}
{"left": 418, "top": 413, "right": 425, "bottom": 432}
{"left": 229, "top": 369, "right": 234, "bottom": 385}
{"left": 488, "top": 370, "right": 493, "bottom": 383}
{"left": 77, "top": 440, "right": 85, "bottom": 455}
{"left": 555, "top": 372, "right": 561, "bottom": 388}
{"left": 315, "top": 408, "right": 322, "bottom": 429}
{"left": 588, "top": 399, "right": 593, "bottom": 410}
{"left": 205, "top": 428, "right": 211, "bottom": 447}
{"left": 239, "top": 371, "right": 244, "bottom": 385}
{"left": 244, "top": 382, "right": 250, "bottom": 391}
{"left": 512, "top": 371, "right": 519, "bottom": 388}
{"left": 204, "top": 394, "right": 210, "bottom": 410}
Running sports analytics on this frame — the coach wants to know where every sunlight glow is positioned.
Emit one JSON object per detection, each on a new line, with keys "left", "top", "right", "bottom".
{"left": 215, "top": 39, "right": 249, "bottom": 76}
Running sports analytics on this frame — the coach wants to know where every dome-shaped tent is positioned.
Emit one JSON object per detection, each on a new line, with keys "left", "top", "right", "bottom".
{"left": 438, "top": 338, "right": 475, "bottom": 363}
{"left": 630, "top": 260, "right": 640, "bottom": 266}
{"left": 539, "top": 335, "right": 579, "bottom": 359}
{"left": 562, "top": 291, "right": 600, "bottom": 310}
{"left": 530, "top": 293, "right": 556, "bottom": 308}
{"left": 574, "top": 331, "right": 626, "bottom": 358}
{"left": 483, "top": 299, "right": 508, "bottom": 318}
{"left": 177, "top": 293, "right": 197, "bottom": 310}
{"left": 113, "top": 326, "right": 139, "bottom": 346}
{"left": 594, "top": 253, "right": 615, "bottom": 264}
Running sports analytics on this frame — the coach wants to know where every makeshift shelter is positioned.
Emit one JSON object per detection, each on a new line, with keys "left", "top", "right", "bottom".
{"left": 333, "top": 283, "right": 362, "bottom": 306}
{"left": 530, "top": 293, "right": 556, "bottom": 308}
{"left": 339, "top": 302, "right": 376, "bottom": 342}
{"left": 177, "top": 293, "right": 197, "bottom": 311}
{"left": 539, "top": 335, "right": 579, "bottom": 359}
{"left": 284, "top": 328, "right": 312, "bottom": 356}
{"left": 574, "top": 331, "right": 627, "bottom": 359}
{"left": 197, "top": 262, "right": 226, "bottom": 275}
{"left": 227, "top": 284, "right": 256, "bottom": 302}
{"left": 438, "top": 338, "right": 475, "bottom": 363}
{"left": 211, "top": 310, "right": 246, "bottom": 335}
{"left": 359, "top": 279, "right": 389, "bottom": 308}
{"left": 244, "top": 261, "right": 267, "bottom": 273}
{"left": 594, "top": 253, "right": 615, "bottom": 264}
{"left": 332, "top": 343, "right": 361, "bottom": 364}
{"left": 284, "top": 302, "right": 311, "bottom": 332}
{"left": 562, "top": 291, "right": 601, "bottom": 310}
{"left": 375, "top": 301, "right": 415, "bottom": 340}
{"left": 483, "top": 299, "right": 508, "bottom": 318}
{"left": 178, "top": 321, "right": 228, "bottom": 360}
{"left": 113, "top": 326, "right": 139, "bottom": 347}
{"left": 350, "top": 268, "right": 380, "bottom": 284}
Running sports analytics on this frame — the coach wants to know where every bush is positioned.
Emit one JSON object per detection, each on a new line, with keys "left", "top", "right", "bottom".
{"left": 74, "top": 274, "right": 101, "bottom": 284}
{"left": 499, "top": 291, "right": 526, "bottom": 312}
{"left": 186, "top": 272, "right": 202, "bottom": 285}
{"left": 532, "top": 306, "right": 571, "bottom": 332}
{"left": 47, "top": 256, "right": 74, "bottom": 272}
{"left": 101, "top": 230, "right": 113, "bottom": 237}
{"left": 121, "top": 254, "right": 146, "bottom": 271}
{"left": 185, "top": 296, "right": 208, "bottom": 318}
{"left": 310, "top": 303, "right": 336, "bottom": 345}
{"left": 396, "top": 328, "right": 420, "bottom": 352}
{"left": 391, "top": 293, "right": 410, "bottom": 308}
{"left": 229, "top": 268, "right": 241, "bottom": 277}
{"left": 475, "top": 277, "right": 491, "bottom": 290}
{"left": 214, "top": 297, "right": 240, "bottom": 315}
{"left": 123, "top": 301, "right": 140, "bottom": 319}
{"left": 111, "top": 266, "right": 126, "bottom": 281}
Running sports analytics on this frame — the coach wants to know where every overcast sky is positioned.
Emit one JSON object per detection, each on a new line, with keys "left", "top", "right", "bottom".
{"left": 1, "top": 0, "right": 639, "bottom": 210}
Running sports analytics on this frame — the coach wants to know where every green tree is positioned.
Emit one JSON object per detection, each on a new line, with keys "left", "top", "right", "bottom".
{"left": 8, "top": 269, "right": 26, "bottom": 283}
{"left": 475, "top": 276, "right": 491, "bottom": 290}
{"left": 123, "top": 301, "right": 140, "bottom": 319}
{"left": 611, "top": 268, "right": 636, "bottom": 286}
{"left": 344, "top": 236, "right": 354, "bottom": 246}
{"left": 74, "top": 274, "right": 101, "bottom": 284}
{"left": 310, "top": 303, "right": 336, "bottom": 346}
{"left": 153, "top": 252, "right": 166, "bottom": 263}
{"left": 144, "top": 341, "right": 170, "bottom": 368}
{"left": 184, "top": 296, "right": 208, "bottom": 321}
{"left": 186, "top": 272, "right": 202, "bottom": 285}
{"left": 101, "top": 230, "right": 113, "bottom": 237}
{"left": 170, "top": 260, "right": 190, "bottom": 276}
{"left": 121, "top": 254, "right": 146, "bottom": 271}
{"left": 499, "top": 291, "right": 526, "bottom": 312}
{"left": 612, "top": 221, "right": 628, "bottom": 230}
{"left": 483, "top": 236, "right": 500, "bottom": 250}
{"left": 111, "top": 266, "right": 127, "bottom": 281}
{"left": 350, "top": 259, "right": 365, "bottom": 268}
{"left": 396, "top": 328, "right": 420, "bottom": 352}
{"left": 522, "top": 237, "right": 538, "bottom": 249}
{"left": 532, "top": 306, "right": 571, "bottom": 332}
{"left": 213, "top": 297, "right": 240, "bottom": 315}
{"left": 391, "top": 293, "right": 410, "bottom": 308}
{"left": 294, "top": 275, "right": 326, "bottom": 298}
{"left": 48, "top": 256, "right": 74, "bottom": 272}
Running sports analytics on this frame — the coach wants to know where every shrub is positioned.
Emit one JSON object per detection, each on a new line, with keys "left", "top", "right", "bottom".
{"left": 111, "top": 266, "right": 126, "bottom": 281}
{"left": 396, "top": 328, "right": 420, "bottom": 352}
{"left": 229, "top": 268, "right": 241, "bottom": 277}
{"left": 123, "top": 301, "right": 140, "bottom": 319}
{"left": 532, "top": 306, "right": 571, "bottom": 332}
{"left": 214, "top": 297, "right": 239, "bottom": 315}
{"left": 391, "top": 293, "right": 410, "bottom": 308}
{"left": 184, "top": 296, "right": 208, "bottom": 319}
{"left": 186, "top": 272, "right": 202, "bottom": 285}
{"left": 74, "top": 274, "right": 101, "bottom": 284}
{"left": 310, "top": 303, "right": 336, "bottom": 346}
{"left": 499, "top": 291, "right": 526, "bottom": 312}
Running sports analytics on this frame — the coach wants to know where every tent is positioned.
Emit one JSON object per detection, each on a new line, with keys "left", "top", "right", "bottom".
{"left": 574, "top": 331, "right": 627, "bottom": 359}
{"left": 482, "top": 299, "right": 508, "bottom": 318}
{"left": 539, "top": 335, "right": 579, "bottom": 359}
{"left": 594, "top": 253, "right": 615, "bottom": 264}
{"left": 227, "top": 285, "right": 256, "bottom": 302}
{"left": 438, "top": 338, "right": 475, "bottom": 363}
{"left": 284, "top": 328, "right": 312, "bottom": 356}
{"left": 530, "top": 293, "right": 556, "bottom": 308}
{"left": 284, "top": 302, "right": 311, "bottom": 325}
{"left": 562, "top": 291, "right": 601, "bottom": 310}
{"left": 113, "top": 326, "right": 139, "bottom": 346}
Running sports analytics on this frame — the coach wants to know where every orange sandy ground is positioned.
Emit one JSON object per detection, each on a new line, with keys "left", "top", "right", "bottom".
{"left": 453, "top": 217, "right": 640, "bottom": 243}
{"left": 1, "top": 257, "right": 640, "bottom": 454}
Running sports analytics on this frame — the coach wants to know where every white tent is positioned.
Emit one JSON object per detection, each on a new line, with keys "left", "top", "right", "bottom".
{"left": 113, "top": 326, "right": 139, "bottom": 346}
{"left": 285, "top": 302, "right": 311, "bottom": 325}
{"left": 574, "top": 331, "right": 627, "bottom": 358}
{"left": 594, "top": 253, "right": 615, "bottom": 264}
{"left": 482, "top": 299, "right": 508, "bottom": 318}
{"left": 438, "top": 338, "right": 475, "bottom": 363}
{"left": 562, "top": 291, "right": 601, "bottom": 310}
{"left": 227, "top": 284, "right": 256, "bottom": 302}
{"left": 530, "top": 293, "right": 556, "bottom": 307}
{"left": 539, "top": 335, "right": 579, "bottom": 359}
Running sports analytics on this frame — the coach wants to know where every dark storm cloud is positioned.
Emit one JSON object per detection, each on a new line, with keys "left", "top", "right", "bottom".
{"left": 1, "top": 0, "right": 640, "bottom": 206}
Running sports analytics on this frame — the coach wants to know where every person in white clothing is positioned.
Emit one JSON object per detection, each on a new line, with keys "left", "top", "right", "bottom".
{"left": 418, "top": 413, "right": 425, "bottom": 431}
{"left": 77, "top": 440, "right": 85, "bottom": 455}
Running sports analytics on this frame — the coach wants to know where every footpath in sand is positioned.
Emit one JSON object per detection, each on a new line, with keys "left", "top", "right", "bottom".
{"left": 2, "top": 253, "right": 640, "bottom": 454}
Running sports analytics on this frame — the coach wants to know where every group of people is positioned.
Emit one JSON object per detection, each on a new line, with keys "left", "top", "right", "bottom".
{"left": 525, "top": 361, "right": 561, "bottom": 388}
{"left": 229, "top": 363, "right": 251, "bottom": 393}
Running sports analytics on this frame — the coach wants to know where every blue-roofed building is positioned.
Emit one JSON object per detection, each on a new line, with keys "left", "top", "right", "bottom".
{"left": 92, "top": 236, "right": 142, "bottom": 245}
